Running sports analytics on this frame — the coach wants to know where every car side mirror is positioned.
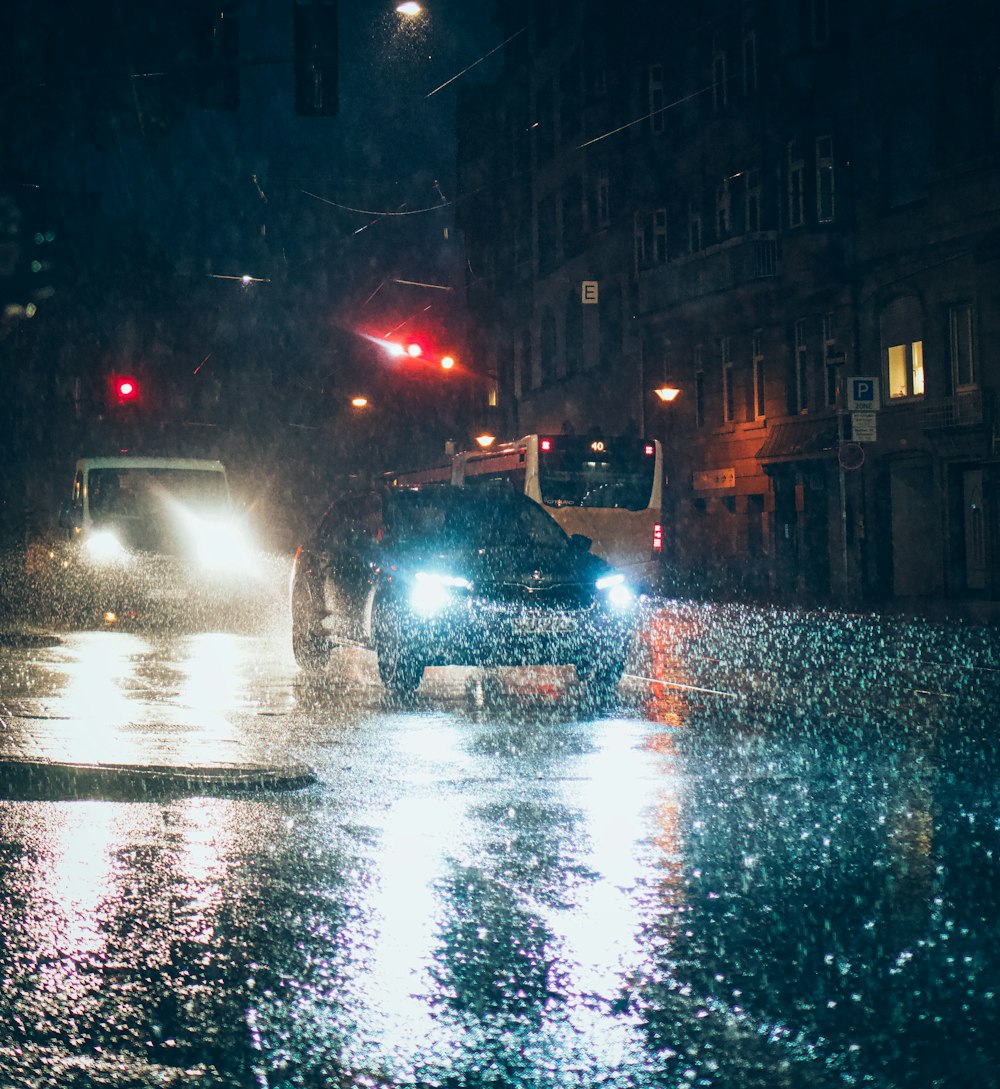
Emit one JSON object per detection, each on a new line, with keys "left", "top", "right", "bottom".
{"left": 59, "top": 503, "right": 82, "bottom": 532}
{"left": 569, "top": 532, "right": 592, "bottom": 552}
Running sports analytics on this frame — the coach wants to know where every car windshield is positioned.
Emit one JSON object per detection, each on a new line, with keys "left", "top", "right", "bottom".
{"left": 387, "top": 488, "right": 569, "bottom": 551}
{"left": 89, "top": 468, "right": 230, "bottom": 522}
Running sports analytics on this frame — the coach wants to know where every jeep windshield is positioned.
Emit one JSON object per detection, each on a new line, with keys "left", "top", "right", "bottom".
{"left": 386, "top": 488, "right": 569, "bottom": 551}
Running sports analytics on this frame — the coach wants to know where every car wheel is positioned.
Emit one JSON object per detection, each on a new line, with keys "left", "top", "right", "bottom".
{"left": 373, "top": 600, "right": 424, "bottom": 695}
{"left": 291, "top": 575, "right": 331, "bottom": 673}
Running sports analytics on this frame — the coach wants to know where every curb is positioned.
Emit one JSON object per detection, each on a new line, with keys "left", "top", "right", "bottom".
{"left": 0, "top": 757, "right": 318, "bottom": 802}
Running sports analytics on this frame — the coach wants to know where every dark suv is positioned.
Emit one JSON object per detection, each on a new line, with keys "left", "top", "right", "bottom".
{"left": 290, "top": 483, "right": 640, "bottom": 698}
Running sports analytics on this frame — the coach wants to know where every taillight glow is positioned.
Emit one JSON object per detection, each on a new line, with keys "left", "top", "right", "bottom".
{"left": 652, "top": 523, "right": 663, "bottom": 552}
{"left": 644, "top": 443, "right": 655, "bottom": 456}
{"left": 540, "top": 438, "right": 553, "bottom": 452}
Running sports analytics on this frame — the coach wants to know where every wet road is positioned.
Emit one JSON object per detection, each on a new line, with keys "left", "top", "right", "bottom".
{"left": 1, "top": 598, "right": 999, "bottom": 1088}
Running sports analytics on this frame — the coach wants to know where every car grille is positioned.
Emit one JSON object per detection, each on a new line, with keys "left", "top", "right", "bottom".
{"left": 491, "top": 579, "right": 594, "bottom": 609}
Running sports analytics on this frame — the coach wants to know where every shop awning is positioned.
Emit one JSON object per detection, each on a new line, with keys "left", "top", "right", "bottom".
{"left": 756, "top": 418, "right": 840, "bottom": 463}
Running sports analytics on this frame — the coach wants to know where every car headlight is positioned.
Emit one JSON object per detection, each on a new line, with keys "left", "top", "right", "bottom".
{"left": 84, "top": 529, "right": 129, "bottom": 565}
{"left": 409, "top": 571, "right": 472, "bottom": 617}
{"left": 596, "top": 571, "right": 636, "bottom": 610}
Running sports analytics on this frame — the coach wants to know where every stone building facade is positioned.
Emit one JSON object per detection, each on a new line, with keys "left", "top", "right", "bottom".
{"left": 456, "top": 0, "right": 999, "bottom": 604}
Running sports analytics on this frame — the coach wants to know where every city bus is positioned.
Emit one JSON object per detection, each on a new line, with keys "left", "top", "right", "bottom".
{"left": 386, "top": 434, "right": 664, "bottom": 588}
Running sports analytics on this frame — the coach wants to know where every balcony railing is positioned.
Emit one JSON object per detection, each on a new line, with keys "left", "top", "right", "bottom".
{"left": 920, "top": 389, "right": 985, "bottom": 429}
{"left": 638, "top": 231, "right": 780, "bottom": 308}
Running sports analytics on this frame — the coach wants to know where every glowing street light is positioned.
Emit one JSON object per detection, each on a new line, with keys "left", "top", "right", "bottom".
{"left": 475, "top": 433, "right": 496, "bottom": 449}
{"left": 654, "top": 385, "right": 681, "bottom": 402}
{"left": 440, "top": 355, "right": 455, "bottom": 370}
{"left": 351, "top": 396, "right": 369, "bottom": 408}
{"left": 396, "top": 2, "right": 422, "bottom": 14}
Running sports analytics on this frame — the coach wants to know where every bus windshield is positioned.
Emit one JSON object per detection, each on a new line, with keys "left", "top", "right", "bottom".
{"left": 536, "top": 438, "right": 657, "bottom": 511}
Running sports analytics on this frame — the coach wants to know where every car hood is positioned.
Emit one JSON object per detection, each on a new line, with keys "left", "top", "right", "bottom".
{"left": 384, "top": 542, "right": 611, "bottom": 589}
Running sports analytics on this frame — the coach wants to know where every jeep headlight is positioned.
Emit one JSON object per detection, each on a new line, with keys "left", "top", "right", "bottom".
{"left": 596, "top": 571, "right": 636, "bottom": 610}
{"left": 409, "top": 571, "right": 472, "bottom": 617}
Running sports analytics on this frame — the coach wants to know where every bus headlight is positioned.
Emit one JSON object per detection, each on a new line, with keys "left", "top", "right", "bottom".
{"left": 84, "top": 529, "right": 129, "bottom": 565}
{"left": 409, "top": 571, "right": 472, "bottom": 617}
{"left": 596, "top": 571, "right": 636, "bottom": 610}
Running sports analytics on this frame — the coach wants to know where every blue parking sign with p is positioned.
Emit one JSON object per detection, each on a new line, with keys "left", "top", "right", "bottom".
{"left": 847, "top": 376, "right": 880, "bottom": 411}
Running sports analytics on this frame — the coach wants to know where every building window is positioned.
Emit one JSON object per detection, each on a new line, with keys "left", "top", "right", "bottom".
{"left": 561, "top": 50, "right": 582, "bottom": 143}
{"left": 694, "top": 349, "right": 705, "bottom": 429}
{"left": 688, "top": 199, "right": 703, "bottom": 253}
{"left": 537, "top": 193, "right": 557, "bottom": 275}
{"left": 793, "top": 318, "right": 809, "bottom": 413}
{"left": 752, "top": 330, "right": 765, "bottom": 419}
{"left": 716, "top": 178, "right": 732, "bottom": 239}
{"left": 787, "top": 139, "right": 805, "bottom": 228}
{"left": 541, "top": 310, "right": 558, "bottom": 384}
{"left": 823, "top": 312, "right": 840, "bottom": 406}
{"left": 634, "top": 208, "right": 668, "bottom": 270}
{"left": 516, "top": 329, "right": 529, "bottom": 398}
{"left": 816, "top": 135, "right": 835, "bottom": 222}
{"left": 887, "top": 104, "right": 931, "bottom": 209}
{"left": 653, "top": 208, "right": 667, "bottom": 264}
{"left": 585, "top": 30, "right": 607, "bottom": 99}
{"left": 721, "top": 336, "right": 735, "bottom": 422}
{"left": 745, "top": 168, "right": 761, "bottom": 231}
{"left": 594, "top": 168, "right": 610, "bottom": 229}
{"left": 887, "top": 342, "right": 925, "bottom": 400}
{"left": 648, "top": 64, "right": 665, "bottom": 134}
{"left": 565, "top": 290, "right": 583, "bottom": 375}
{"left": 949, "top": 303, "right": 976, "bottom": 389}
{"left": 742, "top": 30, "right": 757, "bottom": 96}
{"left": 712, "top": 40, "right": 728, "bottom": 110}
{"left": 881, "top": 296, "right": 925, "bottom": 400}
{"left": 562, "top": 174, "right": 584, "bottom": 257}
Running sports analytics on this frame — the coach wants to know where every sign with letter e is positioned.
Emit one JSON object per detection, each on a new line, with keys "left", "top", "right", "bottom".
{"left": 581, "top": 281, "right": 599, "bottom": 304}
{"left": 847, "top": 376, "right": 880, "bottom": 411}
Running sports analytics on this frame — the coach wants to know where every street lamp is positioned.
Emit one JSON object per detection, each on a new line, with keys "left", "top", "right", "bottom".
{"left": 654, "top": 385, "right": 681, "bottom": 403}
{"left": 351, "top": 396, "right": 369, "bottom": 408}
{"left": 475, "top": 433, "right": 496, "bottom": 449}
{"left": 396, "top": 2, "right": 422, "bottom": 15}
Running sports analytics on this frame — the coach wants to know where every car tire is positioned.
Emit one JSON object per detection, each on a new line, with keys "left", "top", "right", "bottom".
{"left": 373, "top": 600, "right": 424, "bottom": 695}
{"left": 577, "top": 653, "right": 626, "bottom": 702}
{"left": 291, "top": 574, "right": 331, "bottom": 673}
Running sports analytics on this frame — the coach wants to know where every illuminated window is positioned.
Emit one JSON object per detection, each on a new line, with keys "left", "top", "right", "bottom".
{"left": 887, "top": 342, "right": 924, "bottom": 399}
{"left": 881, "top": 296, "right": 925, "bottom": 400}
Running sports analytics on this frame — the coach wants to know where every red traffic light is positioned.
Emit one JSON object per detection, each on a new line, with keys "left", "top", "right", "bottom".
{"left": 113, "top": 376, "right": 140, "bottom": 403}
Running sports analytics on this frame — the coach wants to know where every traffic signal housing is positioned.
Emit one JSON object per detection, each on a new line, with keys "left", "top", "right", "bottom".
{"left": 294, "top": 0, "right": 338, "bottom": 117}
{"left": 196, "top": 13, "right": 240, "bottom": 111}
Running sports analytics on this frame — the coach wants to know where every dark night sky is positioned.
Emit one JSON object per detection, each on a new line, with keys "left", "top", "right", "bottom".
{"left": 11, "top": 0, "right": 502, "bottom": 332}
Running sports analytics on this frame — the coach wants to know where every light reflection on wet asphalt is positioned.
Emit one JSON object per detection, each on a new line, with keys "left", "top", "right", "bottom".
{"left": 1, "top": 601, "right": 999, "bottom": 1087}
